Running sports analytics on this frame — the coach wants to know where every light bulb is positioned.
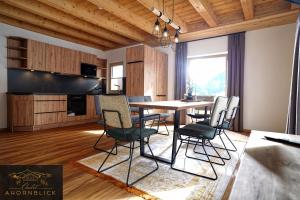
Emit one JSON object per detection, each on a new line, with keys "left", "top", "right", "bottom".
{"left": 154, "top": 19, "right": 160, "bottom": 31}
{"left": 163, "top": 26, "right": 168, "bottom": 37}
{"left": 163, "top": 31, "right": 168, "bottom": 37}
{"left": 155, "top": 24, "right": 160, "bottom": 31}
{"left": 174, "top": 37, "right": 179, "bottom": 43}
{"left": 174, "top": 31, "right": 179, "bottom": 43}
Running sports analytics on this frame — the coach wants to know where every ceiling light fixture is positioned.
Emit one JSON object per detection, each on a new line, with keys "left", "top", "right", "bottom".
{"left": 174, "top": 30, "right": 179, "bottom": 43}
{"left": 160, "top": 23, "right": 171, "bottom": 47}
{"left": 151, "top": 0, "right": 180, "bottom": 47}
{"left": 152, "top": 17, "right": 161, "bottom": 38}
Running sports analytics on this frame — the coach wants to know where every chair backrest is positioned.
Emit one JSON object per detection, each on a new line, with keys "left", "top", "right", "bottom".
{"left": 127, "top": 96, "right": 145, "bottom": 112}
{"left": 197, "top": 96, "right": 215, "bottom": 102}
{"left": 100, "top": 95, "right": 132, "bottom": 128}
{"left": 226, "top": 96, "right": 240, "bottom": 120}
{"left": 94, "top": 95, "right": 101, "bottom": 116}
{"left": 144, "top": 96, "right": 152, "bottom": 102}
{"left": 209, "top": 96, "right": 228, "bottom": 127}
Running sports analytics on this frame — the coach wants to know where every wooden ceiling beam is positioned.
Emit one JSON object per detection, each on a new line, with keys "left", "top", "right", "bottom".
{"left": 0, "top": 3, "right": 114, "bottom": 49}
{"left": 0, "top": 15, "right": 106, "bottom": 50}
{"left": 240, "top": 0, "right": 254, "bottom": 20}
{"left": 180, "top": 10, "right": 298, "bottom": 42}
{"left": 4, "top": 0, "right": 132, "bottom": 46}
{"left": 88, "top": 0, "right": 154, "bottom": 36}
{"left": 188, "top": 0, "right": 218, "bottom": 27}
{"left": 37, "top": 0, "right": 148, "bottom": 42}
{"left": 136, "top": 0, "right": 188, "bottom": 33}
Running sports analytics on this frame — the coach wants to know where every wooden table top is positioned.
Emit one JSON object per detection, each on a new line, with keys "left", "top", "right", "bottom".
{"left": 129, "top": 100, "right": 214, "bottom": 110}
{"left": 229, "top": 131, "right": 300, "bottom": 200}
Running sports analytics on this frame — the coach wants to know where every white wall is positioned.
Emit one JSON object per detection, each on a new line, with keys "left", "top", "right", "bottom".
{"left": 0, "top": 23, "right": 106, "bottom": 129}
{"left": 244, "top": 23, "right": 295, "bottom": 132}
{"left": 188, "top": 36, "right": 228, "bottom": 58}
{"left": 0, "top": 34, "right": 7, "bottom": 129}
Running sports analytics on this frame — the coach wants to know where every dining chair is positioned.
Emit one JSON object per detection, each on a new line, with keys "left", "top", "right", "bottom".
{"left": 187, "top": 96, "right": 214, "bottom": 123}
{"left": 195, "top": 96, "right": 239, "bottom": 153}
{"left": 97, "top": 95, "right": 159, "bottom": 186}
{"left": 144, "top": 96, "right": 171, "bottom": 136}
{"left": 171, "top": 96, "right": 228, "bottom": 180}
{"left": 93, "top": 95, "right": 118, "bottom": 154}
{"left": 127, "top": 96, "right": 149, "bottom": 125}
{"left": 217, "top": 96, "right": 240, "bottom": 151}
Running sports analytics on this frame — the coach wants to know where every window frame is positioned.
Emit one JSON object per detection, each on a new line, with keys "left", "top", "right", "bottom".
{"left": 187, "top": 53, "right": 228, "bottom": 97}
{"left": 109, "top": 61, "right": 124, "bottom": 92}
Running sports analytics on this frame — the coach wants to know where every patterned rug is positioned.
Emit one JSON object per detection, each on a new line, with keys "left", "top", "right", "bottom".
{"left": 77, "top": 127, "right": 248, "bottom": 200}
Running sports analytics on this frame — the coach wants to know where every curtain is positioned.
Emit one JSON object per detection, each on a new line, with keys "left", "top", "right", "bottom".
{"left": 227, "top": 32, "right": 245, "bottom": 132}
{"left": 175, "top": 42, "right": 188, "bottom": 124}
{"left": 286, "top": 15, "right": 300, "bottom": 135}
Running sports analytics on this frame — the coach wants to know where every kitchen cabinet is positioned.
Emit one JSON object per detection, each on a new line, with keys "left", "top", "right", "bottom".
{"left": 156, "top": 51, "right": 168, "bottom": 96}
{"left": 27, "top": 40, "right": 45, "bottom": 71}
{"left": 126, "top": 62, "right": 144, "bottom": 96}
{"left": 126, "top": 45, "right": 168, "bottom": 100}
{"left": 8, "top": 94, "right": 99, "bottom": 132}
{"left": 7, "top": 37, "right": 104, "bottom": 76}
{"left": 126, "top": 45, "right": 144, "bottom": 63}
{"left": 45, "top": 44, "right": 57, "bottom": 72}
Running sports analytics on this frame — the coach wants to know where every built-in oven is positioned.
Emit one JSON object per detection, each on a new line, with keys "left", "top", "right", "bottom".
{"left": 67, "top": 95, "right": 86, "bottom": 116}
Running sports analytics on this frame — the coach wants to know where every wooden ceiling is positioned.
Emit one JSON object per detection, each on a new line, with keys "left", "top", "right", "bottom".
{"left": 0, "top": 0, "right": 298, "bottom": 50}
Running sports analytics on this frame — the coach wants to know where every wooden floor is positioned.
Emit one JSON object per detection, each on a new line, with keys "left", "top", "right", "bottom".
{"left": 0, "top": 123, "right": 142, "bottom": 200}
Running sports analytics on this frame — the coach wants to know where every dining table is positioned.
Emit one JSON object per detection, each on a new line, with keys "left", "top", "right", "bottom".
{"left": 129, "top": 100, "right": 214, "bottom": 165}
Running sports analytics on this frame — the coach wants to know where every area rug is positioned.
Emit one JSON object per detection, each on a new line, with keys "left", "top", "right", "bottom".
{"left": 77, "top": 127, "right": 248, "bottom": 200}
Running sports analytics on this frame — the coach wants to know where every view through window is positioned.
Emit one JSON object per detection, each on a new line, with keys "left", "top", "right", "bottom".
{"left": 187, "top": 54, "right": 227, "bottom": 96}
{"left": 110, "top": 62, "right": 124, "bottom": 91}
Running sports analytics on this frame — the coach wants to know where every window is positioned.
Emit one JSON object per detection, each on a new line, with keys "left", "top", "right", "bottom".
{"left": 110, "top": 62, "right": 124, "bottom": 91}
{"left": 187, "top": 54, "right": 227, "bottom": 96}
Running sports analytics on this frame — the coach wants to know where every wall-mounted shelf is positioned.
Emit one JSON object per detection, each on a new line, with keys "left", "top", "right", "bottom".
{"left": 7, "top": 37, "right": 28, "bottom": 69}
{"left": 7, "top": 46, "right": 27, "bottom": 50}
{"left": 7, "top": 56, "right": 27, "bottom": 60}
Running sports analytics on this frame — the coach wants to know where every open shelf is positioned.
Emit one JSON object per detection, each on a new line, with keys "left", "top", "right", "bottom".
{"left": 7, "top": 46, "right": 27, "bottom": 50}
{"left": 7, "top": 37, "right": 28, "bottom": 69}
{"left": 7, "top": 56, "right": 27, "bottom": 60}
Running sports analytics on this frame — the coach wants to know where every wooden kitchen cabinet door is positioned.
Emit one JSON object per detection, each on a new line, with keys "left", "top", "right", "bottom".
{"left": 156, "top": 51, "right": 168, "bottom": 96}
{"left": 70, "top": 50, "right": 81, "bottom": 75}
{"left": 45, "top": 44, "right": 56, "bottom": 72}
{"left": 10, "top": 95, "right": 34, "bottom": 127}
{"left": 126, "top": 62, "right": 144, "bottom": 96}
{"left": 55, "top": 46, "right": 62, "bottom": 73}
{"left": 80, "top": 52, "right": 90, "bottom": 64}
{"left": 126, "top": 45, "right": 144, "bottom": 63}
{"left": 86, "top": 95, "right": 97, "bottom": 119}
{"left": 61, "top": 48, "right": 72, "bottom": 74}
{"left": 27, "top": 40, "right": 45, "bottom": 71}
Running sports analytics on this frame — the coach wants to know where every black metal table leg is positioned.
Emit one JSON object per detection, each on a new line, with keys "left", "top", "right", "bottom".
{"left": 139, "top": 107, "right": 145, "bottom": 156}
{"left": 171, "top": 110, "right": 180, "bottom": 164}
{"left": 139, "top": 108, "right": 180, "bottom": 165}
